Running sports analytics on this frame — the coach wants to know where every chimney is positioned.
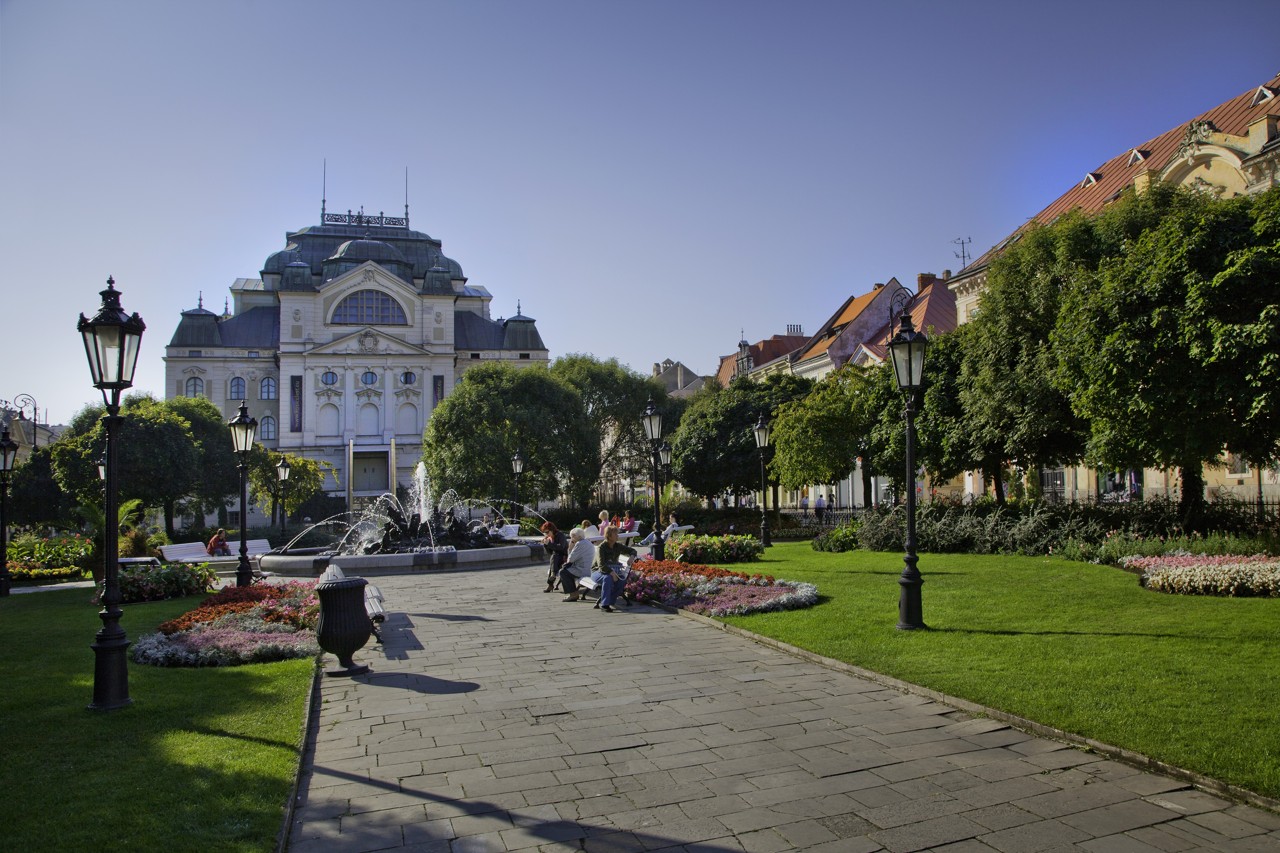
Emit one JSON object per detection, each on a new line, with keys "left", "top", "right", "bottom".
{"left": 873, "top": 282, "right": 884, "bottom": 290}
{"left": 942, "top": 269, "right": 952, "bottom": 279}
{"left": 917, "top": 272, "right": 938, "bottom": 289}
{"left": 652, "top": 363, "right": 661, "bottom": 376}
{"left": 677, "top": 363, "right": 685, "bottom": 389}
{"left": 786, "top": 324, "right": 803, "bottom": 336}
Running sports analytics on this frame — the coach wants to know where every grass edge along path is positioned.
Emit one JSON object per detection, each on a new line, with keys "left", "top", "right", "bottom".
{"left": 0, "top": 588, "right": 315, "bottom": 852}
{"left": 715, "top": 542, "right": 1280, "bottom": 805}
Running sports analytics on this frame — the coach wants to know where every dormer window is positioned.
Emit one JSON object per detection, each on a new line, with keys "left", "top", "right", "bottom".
{"left": 331, "top": 289, "right": 408, "bottom": 325}
{"left": 1250, "top": 85, "right": 1276, "bottom": 108}
{"left": 1127, "top": 149, "right": 1147, "bottom": 167}
{"left": 1080, "top": 172, "right": 1100, "bottom": 188}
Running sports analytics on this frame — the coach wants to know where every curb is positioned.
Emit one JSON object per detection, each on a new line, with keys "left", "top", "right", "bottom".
{"left": 666, "top": 604, "right": 1280, "bottom": 815}
{"left": 276, "top": 657, "right": 323, "bottom": 853}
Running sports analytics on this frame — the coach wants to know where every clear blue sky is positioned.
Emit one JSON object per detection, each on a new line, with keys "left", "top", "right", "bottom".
{"left": 1, "top": 0, "right": 1275, "bottom": 424}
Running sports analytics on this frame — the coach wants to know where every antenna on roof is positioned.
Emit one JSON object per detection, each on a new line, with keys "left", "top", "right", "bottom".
{"left": 952, "top": 236, "right": 972, "bottom": 270}
{"left": 321, "top": 159, "right": 327, "bottom": 220}
{"left": 404, "top": 166, "right": 410, "bottom": 228}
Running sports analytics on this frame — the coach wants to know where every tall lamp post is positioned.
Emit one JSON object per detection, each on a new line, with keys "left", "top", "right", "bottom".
{"left": 15, "top": 394, "right": 38, "bottom": 449}
{"left": 276, "top": 455, "right": 291, "bottom": 541}
{"left": 0, "top": 428, "right": 17, "bottom": 597}
{"left": 641, "top": 398, "right": 665, "bottom": 560}
{"left": 888, "top": 310, "right": 928, "bottom": 630}
{"left": 78, "top": 276, "right": 145, "bottom": 710}
{"left": 753, "top": 415, "right": 772, "bottom": 547}
{"left": 228, "top": 403, "right": 258, "bottom": 587}
{"left": 511, "top": 451, "right": 524, "bottom": 519}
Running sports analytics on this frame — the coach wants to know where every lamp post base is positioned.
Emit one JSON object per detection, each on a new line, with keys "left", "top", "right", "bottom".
{"left": 761, "top": 517, "right": 771, "bottom": 548}
{"left": 897, "top": 568, "right": 925, "bottom": 631}
{"left": 88, "top": 630, "right": 132, "bottom": 711}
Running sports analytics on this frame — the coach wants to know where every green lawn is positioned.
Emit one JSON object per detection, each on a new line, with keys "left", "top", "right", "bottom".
{"left": 0, "top": 588, "right": 313, "bottom": 852}
{"left": 724, "top": 543, "right": 1280, "bottom": 800}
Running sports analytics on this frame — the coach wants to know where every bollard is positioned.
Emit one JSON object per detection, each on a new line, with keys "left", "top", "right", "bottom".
{"left": 316, "top": 574, "right": 372, "bottom": 676}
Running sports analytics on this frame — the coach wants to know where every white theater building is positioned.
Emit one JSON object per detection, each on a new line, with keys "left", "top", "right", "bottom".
{"left": 164, "top": 206, "right": 549, "bottom": 508}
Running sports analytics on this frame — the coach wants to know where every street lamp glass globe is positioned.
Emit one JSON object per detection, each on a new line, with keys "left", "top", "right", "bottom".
{"left": 512, "top": 451, "right": 524, "bottom": 475}
{"left": 659, "top": 441, "right": 672, "bottom": 468}
{"left": 276, "top": 456, "right": 291, "bottom": 481}
{"left": 753, "top": 415, "right": 770, "bottom": 449}
{"left": 888, "top": 313, "right": 928, "bottom": 391}
{"left": 228, "top": 403, "right": 258, "bottom": 455}
{"left": 641, "top": 398, "right": 662, "bottom": 443}
{"left": 78, "top": 277, "right": 146, "bottom": 397}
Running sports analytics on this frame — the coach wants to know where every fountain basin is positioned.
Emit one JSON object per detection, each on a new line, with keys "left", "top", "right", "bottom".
{"left": 260, "top": 542, "right": 543, "bottom": 577}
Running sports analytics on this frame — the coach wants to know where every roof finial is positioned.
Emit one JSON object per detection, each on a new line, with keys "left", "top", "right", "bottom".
{"left": 321, "top": 158, "right": 327, "bottom": 219}
{"left": 198, "top": 291, "right": 203, "bottom": 309}
{"left": 517, "top": 299, "right": 522, "bottom": 315}
{"left": 404, "top": 166, "right": 410, "bottom": 228}
{"left": 224, "top": 297, "right": 229, "bottom": 315}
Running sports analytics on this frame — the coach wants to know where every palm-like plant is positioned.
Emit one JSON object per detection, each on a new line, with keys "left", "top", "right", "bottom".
{"left": 75, "top": 498, "right": 144, "bottom": 582}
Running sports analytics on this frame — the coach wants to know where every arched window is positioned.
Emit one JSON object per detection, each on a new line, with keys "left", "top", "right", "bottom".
{"left": 260, "top": 416, "right": 277, "bottom": 441}
{"left": 185, "top": 377, "right": 204, "bottom": 397}
{"left": 260, "top": 377, "right": 277, "bottom": 400}
{"left": 317, "top": 404, "right": 340, "bottom": 436}
{"left": 331, "top": 290, "right": 408, "bottom": 325}
{"left": 396, "top": 403, "right": 418, "bottom": 435}
{"left": 357, "top": 403, "right": 379, "bottom": 435}
{"left": 229, "top": 377, "right": 245, "bottom": 399}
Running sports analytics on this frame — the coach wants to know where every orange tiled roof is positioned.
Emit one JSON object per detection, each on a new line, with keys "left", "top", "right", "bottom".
{"left": 796, "top": 289, "right": 880, "bottom": 363}
{"left": 969, "top": 72, "right": 1280, "bottom": 270}
{"left": 862, "top": 279, "right": 958, "bottom": 360}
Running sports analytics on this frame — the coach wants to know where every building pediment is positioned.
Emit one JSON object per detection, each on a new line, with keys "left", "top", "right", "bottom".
{"left": 319, "top": 261, "right": 419, "bottom": 300}
{"left": 308, "top": 327, "right": 429, "bottom": 357}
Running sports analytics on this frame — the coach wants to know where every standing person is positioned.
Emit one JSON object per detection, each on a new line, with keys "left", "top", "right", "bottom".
{"left": 591, "top": 526, "right": 637, "bottom": 612}
{"left": 206, "top": 528, "right": 231, "bottom": 557}
{"left": 801, "top": 493, "right": 809, "bottom": 517}
{"left": 540, "top": 521, "right": 568, "bottom": 593}
{"left": 815, "top": 493, "right": 826, "bottom": 525}
{"left": 559, "top": 527, "right": 596, "bottom": 601}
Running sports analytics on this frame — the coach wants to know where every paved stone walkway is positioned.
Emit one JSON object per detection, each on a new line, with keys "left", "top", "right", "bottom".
{"left": 286, "top": 564, "right": 1280, "bottom": 852}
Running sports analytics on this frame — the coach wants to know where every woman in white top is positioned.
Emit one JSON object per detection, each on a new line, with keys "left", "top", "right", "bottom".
{"left": 559, "top": 527, "right": 597, "bottom": 601}
{"left": 640, "top": 513, "right": 680, "bottom": 547}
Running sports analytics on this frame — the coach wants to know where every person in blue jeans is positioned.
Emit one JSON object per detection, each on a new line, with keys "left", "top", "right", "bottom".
{"left": 591, "top": 526, "right": 636, "bottom": 612}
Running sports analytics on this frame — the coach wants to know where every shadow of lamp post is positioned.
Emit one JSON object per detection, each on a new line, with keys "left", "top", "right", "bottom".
{"left": 228, "top": 403, "right": 258, "bottom": 588}
{"left": 888, "top": 309, "right": 929, "bottom": 630}
{"left": 0, "top": 428, "right": 17, "bottom": 597}
{"left": 78, "top": 276, "right": 145, "bottom": 710}
{"left": 753, "top": 414, "right": 772, "bottom": 547}
{"left": 276, "top": 455, "right": 291, "bottom": 542}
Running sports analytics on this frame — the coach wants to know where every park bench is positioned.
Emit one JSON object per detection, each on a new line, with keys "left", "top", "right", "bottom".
{"left": 574, "top": 555, "right": 635, "bottom": 607}
{"left": 159, "top": 539, "right": 274, "bottom": 564}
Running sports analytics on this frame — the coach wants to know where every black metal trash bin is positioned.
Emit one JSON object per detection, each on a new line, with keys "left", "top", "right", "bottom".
{"left": 316, "top": 574, "right": 372, "bottom": 676}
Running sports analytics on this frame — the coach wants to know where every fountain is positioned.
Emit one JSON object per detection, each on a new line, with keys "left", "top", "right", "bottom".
{"left": 258, "top": 463, "right": 545, "bottom": 577}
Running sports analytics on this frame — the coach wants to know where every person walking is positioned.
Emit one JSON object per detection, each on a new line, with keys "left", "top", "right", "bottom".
{"left": 815, "top": 493, "right": 826, "bottom": 525}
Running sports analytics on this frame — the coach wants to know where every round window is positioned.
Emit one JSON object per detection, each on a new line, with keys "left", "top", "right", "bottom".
{"left": 320, "top": 371, "right": 338, "bottom": 386}
{"left": 361, "top": 371, "right": 378, "bottom": 386}
{"left": 400, "top": 371, "right": 417, "bottom": 386}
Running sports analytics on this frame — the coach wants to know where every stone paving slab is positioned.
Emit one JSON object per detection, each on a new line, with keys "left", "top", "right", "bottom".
{"left": 286, "top": 565, "right": 1280, "bottom": 852}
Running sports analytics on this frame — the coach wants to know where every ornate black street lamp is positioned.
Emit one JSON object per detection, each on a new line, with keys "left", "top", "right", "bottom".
{"left": 78, "top": 276, "right": 145, "bottom": 710}
{"left": 511, "top": 451, "right": 524, "bottom": 518}
{"left": 0, "top": 428, "right": 17, "bottom": 597}
{"left": 888, "top": 310, "right": 928, "bottom": 630}
{"left": 15, "top": 394, "right": 38, "bottom": 449}
{"left": 228, "top": 403, "right": 258, "bottom": 587}
{"left": 753, "top": 415, "right": 772, "bottom": 547}
{"left": 641, "top": 398, "right": 665, "bottom": 560}
{"left": 276, "top": 455, "right": 291, "bottom": 541}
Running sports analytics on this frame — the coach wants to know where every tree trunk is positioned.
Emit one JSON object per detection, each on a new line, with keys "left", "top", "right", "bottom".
{"left": 991, "top": 464, "right": 1006, "bottom": 506}
{"left": 861, "top": 466, "right": 873, "bottom": 509}
{"left": 163, "top": 501, "right": 176, "bottom": 538}
{"left": 1179, "top": 464, "right": 1206, "bottom": 531}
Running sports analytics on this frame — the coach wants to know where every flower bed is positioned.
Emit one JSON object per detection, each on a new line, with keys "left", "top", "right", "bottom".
{"left": 628, "top": 560, "right": 816, "bottom": 617}
{"left": 1124, "top": 553, "right": 1280, "bottom": 597}
{"left": 132, "top": 581, "right": 320, "bottom": 667}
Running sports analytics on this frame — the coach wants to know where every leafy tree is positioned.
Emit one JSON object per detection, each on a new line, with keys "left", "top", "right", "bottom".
{"left": 961, "top": 214, "right": 1092, "bottom": 475}
{"left": 245, "top": 447, "right": 334, "bottom": 529}
{"left": 671, "top": 373, "right": 812, "bottom": 500}
{"left": 422, "top": 364, "right": 595, "bottom": 509}
{"left": 771, "top": 365, "right": 877, "bottom": 492}
{"left": 6, "top": 446, "right": 72, "bottom": 527}
{"left": 164, "top": 395, "right": 240, "bottom": 521}
{"left": 550, "top": 354, "right": 660, "bottom": 498}
{"left": 1052, "top": 184, "right": 1265, "bottom": 525}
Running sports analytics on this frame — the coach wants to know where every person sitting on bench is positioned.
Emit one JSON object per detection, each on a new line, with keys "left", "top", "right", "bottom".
{"left": 207, "top": 528, "right": 232, "bottom": 557}
{"left": 559, "top": 527, "right": 596, "bottom": 602}
{"left": 640, "top": 513, "right": 680, "bottom": 547}
{"left": 590, "top": 527, "right": 636, "bottom": 612}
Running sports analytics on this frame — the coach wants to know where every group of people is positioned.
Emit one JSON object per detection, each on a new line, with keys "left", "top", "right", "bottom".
{"left": 536, "top": 510, "right": 679, "bottom": 613}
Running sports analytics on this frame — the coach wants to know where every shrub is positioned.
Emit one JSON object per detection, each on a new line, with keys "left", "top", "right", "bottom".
{"left": 6, "top": 532, "right": 93, "bottom": 569}
{"left": 93, "top": 562, "right": 218, "bottom": 605}
{"left": 812, "top": 523, "right": 860, "bottom": 552}
{"left": 669, "top": 534, "right": 763, "bottom": 564}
